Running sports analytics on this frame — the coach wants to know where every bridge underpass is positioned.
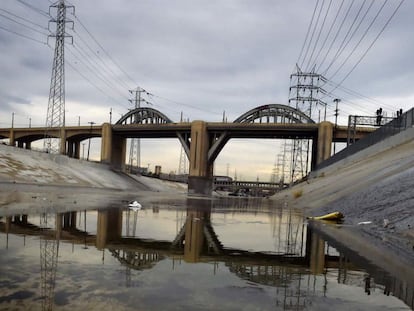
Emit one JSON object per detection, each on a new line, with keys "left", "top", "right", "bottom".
{"left": 0, "top": 104, "right": 375, "bottom": 195}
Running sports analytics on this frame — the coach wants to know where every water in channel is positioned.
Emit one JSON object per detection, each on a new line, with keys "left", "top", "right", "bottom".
{"left": 0, "top": 196, "right": 412, "bottom": 310}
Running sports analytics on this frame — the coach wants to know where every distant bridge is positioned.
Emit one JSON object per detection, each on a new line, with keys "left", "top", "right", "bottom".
{"left": 0, "top": 104, "right": 375, "bottom": 195}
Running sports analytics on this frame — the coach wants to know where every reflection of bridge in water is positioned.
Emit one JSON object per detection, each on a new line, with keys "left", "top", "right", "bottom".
{"left": 1, "top": 201, "right": 413, "bottom": 310}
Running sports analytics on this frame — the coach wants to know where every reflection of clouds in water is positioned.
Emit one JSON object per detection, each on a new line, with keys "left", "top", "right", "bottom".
{"left": 210, "top": 285, "right": 274, "bottom": 310}
{"left": 0, "top": 207, "right": 411, "bottom": 310}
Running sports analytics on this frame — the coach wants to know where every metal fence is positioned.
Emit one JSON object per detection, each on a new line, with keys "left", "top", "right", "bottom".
{"left": 317, "top": 107, "right": 414, "bottom": 170}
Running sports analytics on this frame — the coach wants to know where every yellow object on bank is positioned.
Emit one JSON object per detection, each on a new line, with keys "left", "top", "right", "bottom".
{"left": 308, "top": 211, "right": 344, "bottom": 221}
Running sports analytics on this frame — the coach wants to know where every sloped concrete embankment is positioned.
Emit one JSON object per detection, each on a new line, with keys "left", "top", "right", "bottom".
{"left": 271, "top": 126, "right": 414, "bottom": 281}
{"left": 0, "top": 144, "right": 186, "bottom": 215}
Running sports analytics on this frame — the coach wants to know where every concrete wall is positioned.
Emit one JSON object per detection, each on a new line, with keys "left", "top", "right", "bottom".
{"left": 311, "top": 126, "right": 414, "bottom": 177}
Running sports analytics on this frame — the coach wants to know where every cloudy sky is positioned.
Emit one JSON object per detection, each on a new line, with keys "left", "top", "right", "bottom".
{"left": 0, "top": 0, "right": 412, "bottom": 181}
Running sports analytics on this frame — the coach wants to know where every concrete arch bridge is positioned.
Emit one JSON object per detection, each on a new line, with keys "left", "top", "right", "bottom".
{"left": 0, "top": 104, "right": 373, "bottom": 195}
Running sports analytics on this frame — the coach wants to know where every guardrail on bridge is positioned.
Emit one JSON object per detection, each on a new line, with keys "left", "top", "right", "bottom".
{"left": 317, "top": 107, "right": 414, "bottom": 170}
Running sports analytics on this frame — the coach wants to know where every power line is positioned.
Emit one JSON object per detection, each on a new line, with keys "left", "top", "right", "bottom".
{"left": 15, "top": 0, "right": 50, "bottom": 19}
{"left": 68, "top": 27, "right": 132, "bottom": 92}
{"left": 305, "top": 0, "right": 333, "bottom": 72}
{"left": 296, "top": 0, "right": 320, "bottom": 67}
{"left": 325, "top": 80, "right": 395, "bottom": 110}
{"left": 65, "top": 55, "right": 127, "bottom": 110}
{"left": 316, "top": 0, "right": 357, "bottom": 73}
{"left": 312, "top": 0, "right": 346, "bottom": 72}
{"left": 325, "top": 0, "right": 387, "bottom": 80}
{"left": 0, "top": 12, "right": 50, "bottom": 36}
{"left": 0, "top": 7, "right": 49, "bottom": 31}
{"left": 67, "top": 42, "right": 130, "bottom": 101}
{"left": 0, "top": 23, "right": 47, "bottom": 44}
{"left": 300, "top": 0, "right": 326, "bottom": 70}
{"left": 325, "top": 0, "right": 404, "bottom": 94}
{"left": 71, "top": 13, "right": 136, "bottom": 87}
{"left": 150, "top": 93, "right": 222, "bottom": 116}
{"left": 322, "top": 0, "right": 371, "bottom": 76}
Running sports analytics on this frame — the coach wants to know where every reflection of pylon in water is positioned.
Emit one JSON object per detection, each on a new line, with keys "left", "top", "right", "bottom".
{"left": 40, "top": 213, "right": 60, "bottom": 311}
{"left": 124, "top": 210, "right": 138, "bottom": 287}
{"left": 125, "top": 210, "right": 138, "bottom": 237}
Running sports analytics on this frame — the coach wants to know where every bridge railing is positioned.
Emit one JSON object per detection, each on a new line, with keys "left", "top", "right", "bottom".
{"left": 317, "top": 107, "right": 414, "bottom": 170}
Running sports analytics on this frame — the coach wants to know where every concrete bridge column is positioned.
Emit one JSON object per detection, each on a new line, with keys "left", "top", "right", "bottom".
{"left": 101, "top": 123, "right": 126, "bottom": 171}
{"left": 309, "top": 231, "right": 326, "bottom": 275}
{"left": 315, "top": 121, "right": 333, "bottom": 167}
{"left": 9, "top": 129, "right": 15, "bottom": 146}
{"left": 74, "top": 141, "right": 80, "bottom": 159}
{"left": 60, "top": 127, "right": 67, "bottom": 155}
{"left": 56, "top": 213, "right": 63, "bottom": 240}
{"left": 188, "top": 121, "right": 213, "bottom": 196}
{"left": 96, "top": 208, "right": 123, "bottom": 250}
{"left": 67, "top": 141, "right": 80, "bottom": 159}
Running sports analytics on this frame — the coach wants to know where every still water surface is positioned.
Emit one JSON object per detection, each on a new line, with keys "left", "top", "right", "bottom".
{"left": 0, "top": 197, "right": 412, "bottom": 310}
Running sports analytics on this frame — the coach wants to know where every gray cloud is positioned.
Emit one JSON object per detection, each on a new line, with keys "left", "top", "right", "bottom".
{"left": 1, "top": 0, "right": 413, "bottom": 178}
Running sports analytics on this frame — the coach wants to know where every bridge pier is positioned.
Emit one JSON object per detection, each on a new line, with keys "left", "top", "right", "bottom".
{"left": 315, "top": 121, "right": 333, "bottom": 167}
{"left": 96, "top": 208, "right": 123, "bottom": 250}
{"left": 101, "top": 123, "right": 126, "bottom": 171}
{"left": 67, "top": 140, "right": 80, "bottom": 159}
{"left": 60, "top": 127, "right": 67, "bottom": 155}
{"left": 188, "top": 121, "right": 214, "bottom": 196}
{"left": 8, "top": 129, "right": 15, "bottom": 146}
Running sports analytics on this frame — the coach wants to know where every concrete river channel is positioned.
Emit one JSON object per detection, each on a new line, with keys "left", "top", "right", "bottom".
{"left": 0, "top": 195, "right": 412, "bottom": 310}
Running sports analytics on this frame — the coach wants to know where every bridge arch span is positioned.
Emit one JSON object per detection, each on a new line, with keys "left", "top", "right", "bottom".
{"left": 116, "top": 107, "right": 172, "bottom": 125}
{"left": 234, "top": 104, "right": 315, "bottom": 124}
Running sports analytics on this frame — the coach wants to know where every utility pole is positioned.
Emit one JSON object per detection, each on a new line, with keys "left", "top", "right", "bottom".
{"left": 87, "top": 121, "right": 95, "bottom": 161}
{"left": 333, "top": 98, "right": 341, "bottom": 154}
{"left": 44, "top": 0, "right": 74, "bottom": 154}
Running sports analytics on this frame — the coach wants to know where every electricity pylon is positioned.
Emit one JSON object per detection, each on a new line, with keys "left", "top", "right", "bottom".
{"left": 288, "top": 65, "right": 326, "bottom": 181}
{"left": 40, "top": 213, "right": 60, "bottom": 311}
{"left": 128, "top": 87, "right": 150, "bottom": 172}
{"left": 178, "top": 113, "right": 188, "bottom": 175}
{"left": 44, "top": 0, "right": 74, "bottom": 154}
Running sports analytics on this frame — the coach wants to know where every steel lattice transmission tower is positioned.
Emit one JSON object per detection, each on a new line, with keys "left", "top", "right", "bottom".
{"left": 177, "top": 113, "right": 188, "bottom": 175}
{"left": 128, "top": 87, "right": 151, "bottom": 172}
{"left": 40, "top": 213, "right": 60, "bottom": 311}
{"left": 288, "top": 65, "right": 326, "bottom": 181}
{"left": 44, "top": 0, "right": 74, "bottom": 154}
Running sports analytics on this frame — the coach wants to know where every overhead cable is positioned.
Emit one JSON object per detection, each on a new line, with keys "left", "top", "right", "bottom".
{"left": 305, "top": 0, "right": 333, "bottom": 72}
{"left": 0, "top": 24, "right": 47, "bottom": 44}
{"left": 296, "top": 0, "right": 320, "bottom": 68}
{"left": 326, "top": 0, "right": 404, "bottom": 94}
{"left": 300, "top": 0, "right": 326, "bottom": 70}
{"left": 322, "top": 0, "right": 370, "bottom": 76}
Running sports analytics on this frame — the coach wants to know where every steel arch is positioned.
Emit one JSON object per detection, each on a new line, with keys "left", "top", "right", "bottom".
{"left": 233, "top": 104, "right": 315, "bottom": 124}
{"left": 116, "top": 107, "right": 173, "bottom": 125}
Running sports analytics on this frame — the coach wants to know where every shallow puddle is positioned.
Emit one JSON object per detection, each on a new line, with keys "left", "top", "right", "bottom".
{"left": 0, "top": 196, "right": 412, "bottom": 310}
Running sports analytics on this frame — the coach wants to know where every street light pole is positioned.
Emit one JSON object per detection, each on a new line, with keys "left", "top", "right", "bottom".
{"left": 333, "top": 98, "right": 341, "bottom": 154}
{"left": 87, "top": 121, "right": 95, "bottom": 161}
